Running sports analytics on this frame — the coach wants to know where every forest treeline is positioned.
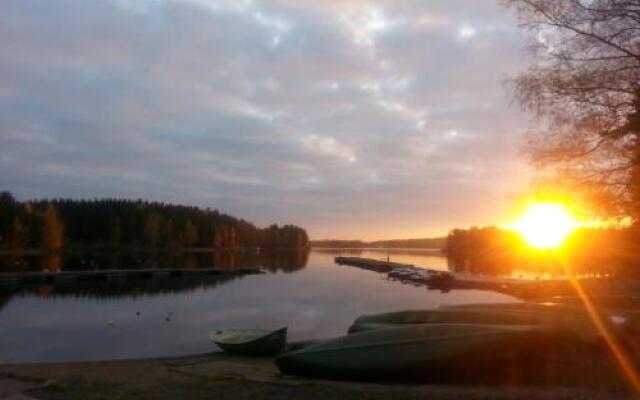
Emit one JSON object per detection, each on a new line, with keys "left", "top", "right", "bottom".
{"left": 0, "top": 191, "right": 309, "bottom": 251}
{"left": 445, "top": 225, "right": 639, "bottom": 277}
{"left": 311, "top": 237, "right": 445, "bottom": 249}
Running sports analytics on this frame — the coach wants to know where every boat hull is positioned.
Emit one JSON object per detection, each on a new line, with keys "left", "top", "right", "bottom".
{"left": 212, "top": 327, "right": 287, "bottom": 356}
{"left": 276, "top": 324, "right": 577, "bottom": 381}
{"left": 348, "top": 303, "right": 606, "bottom": 342}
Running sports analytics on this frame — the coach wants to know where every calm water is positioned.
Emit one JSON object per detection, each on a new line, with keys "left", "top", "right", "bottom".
{"left": 0, "top": 249, "right": 518, "bottom": 364}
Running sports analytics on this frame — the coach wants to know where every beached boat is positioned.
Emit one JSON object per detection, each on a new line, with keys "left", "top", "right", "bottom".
{"left": 448, "top": 301, "right": 640, "bottom": 325}
{"left": 276, "top": 323, "right": 577, "bottom": 381}
{"left": 210, "top": 327, "right": 287, "bottom": 355}
{"left": 348, "top": 303, "right": 606, "bottom": 340}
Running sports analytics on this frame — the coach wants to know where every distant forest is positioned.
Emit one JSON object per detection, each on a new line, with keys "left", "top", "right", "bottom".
{"left": 311, "top": 237, "right": 445, "bottom": 249}
{"left": 445, "top": 225, "right": 639, "bottom": 277}
{"left": 0, "top": 191, "right": 309, "bottom": 251}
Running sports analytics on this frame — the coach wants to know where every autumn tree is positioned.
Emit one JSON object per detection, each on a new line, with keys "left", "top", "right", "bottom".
{"left": 505, "top": 0, "right": 640, "bottom": 217}
{"left": 41, "top": 204, "right": 64, "bottom": 250}
{"left": 183, "top": 220, "right": 199, "bottom": 248}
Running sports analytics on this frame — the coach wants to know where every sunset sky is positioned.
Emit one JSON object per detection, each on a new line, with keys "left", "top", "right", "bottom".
{"left": 0, "top": 0, "right": 533, "bottom": 240}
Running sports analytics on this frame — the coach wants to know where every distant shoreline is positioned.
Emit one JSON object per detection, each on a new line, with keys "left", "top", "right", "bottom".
{"left": 311, "top": 246, "right": 444, "bottom": 252}
{"left": 310, "top": 237, "right": 446, "bottom": 250}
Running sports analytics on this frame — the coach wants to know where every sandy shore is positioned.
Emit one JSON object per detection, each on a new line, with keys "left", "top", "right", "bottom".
{"left": 1, "top": 351, "right": 638, "bottom": 400}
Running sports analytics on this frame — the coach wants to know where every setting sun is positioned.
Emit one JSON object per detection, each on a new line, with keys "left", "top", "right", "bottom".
{"left": 510, "top": 202, "right": 578, "bottom": 249}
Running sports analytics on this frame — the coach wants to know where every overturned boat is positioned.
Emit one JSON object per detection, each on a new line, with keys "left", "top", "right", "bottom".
{"left": 276, "top": 323, "right": 581, "bottom": 381}
{"left": 348, "top": 302, "right": 638, "bottom": 342}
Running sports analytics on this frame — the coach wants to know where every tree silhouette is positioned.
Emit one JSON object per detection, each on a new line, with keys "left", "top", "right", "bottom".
{"left": 505, "top": 0, "right": 640, "bottom": 217}
{"left": 0, "top": 192, "right": 309, "bottom": 252}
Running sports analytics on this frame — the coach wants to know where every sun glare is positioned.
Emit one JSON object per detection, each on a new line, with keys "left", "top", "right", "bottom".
{"left": 510, "top": 202, "right": 578, "bottom": 249}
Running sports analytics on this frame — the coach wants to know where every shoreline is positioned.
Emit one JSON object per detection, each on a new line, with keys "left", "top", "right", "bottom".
{"left": 0, "top": 351, "right": 635, "bottom": 400}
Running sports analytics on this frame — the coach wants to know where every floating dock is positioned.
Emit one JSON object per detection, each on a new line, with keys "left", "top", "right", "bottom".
{"left": 0, "top": 267, "right": 264, "bottom": 288}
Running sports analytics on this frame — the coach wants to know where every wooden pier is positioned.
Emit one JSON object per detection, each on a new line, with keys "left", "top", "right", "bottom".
{"left": 0, "top": 267, "right": 264, "bottom": 288}
{"left": 334, "top": 256, "right": 618, "bottom": 300}
{"left": 334, "top": 256, "right": 413, "bottom": 273}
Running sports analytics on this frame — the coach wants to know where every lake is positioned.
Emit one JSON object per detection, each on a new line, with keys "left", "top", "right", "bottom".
{"left": 0, "top": 248, "right": 518, "bottom": 364}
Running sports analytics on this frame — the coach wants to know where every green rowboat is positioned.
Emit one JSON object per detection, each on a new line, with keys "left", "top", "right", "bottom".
{"left": 446, "top": 301, "right": 640, "bottom": 332}
{"left": 350, "top": 303, "right": 607, "bottom": 341}
{"left": 210, "top": 327, "right": 287, "bottom": 356}
{"left": 276, "top": 323, "right": 579, "bottom": 381}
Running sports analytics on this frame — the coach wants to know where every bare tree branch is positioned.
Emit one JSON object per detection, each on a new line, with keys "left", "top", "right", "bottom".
{"left": 504, "top": 0, "right": 640, "bottom": 217}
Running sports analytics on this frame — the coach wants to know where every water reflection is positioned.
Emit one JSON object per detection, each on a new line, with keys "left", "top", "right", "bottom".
{"left": 0, "top": 249, "right": 309, "bottom": 273}
{"left": 447, "top": 253, "right": 619, "bottom": 280}
{"left": 3, "top": 274, "right": 246, "bottom": 305}
{"left": 314, "top": 248, "right": 449, "bottom": 271}
{"left": 0, "top": 249, "right": 516, "bottom": 364}
{"left": 312, "top": 247, "right": 594, "bottom": 279}
{"left": 0, "top": 249, "right": 311, "bottom": 313}
{"left": 2, "top": 246, "right": 611, "bottom": 280}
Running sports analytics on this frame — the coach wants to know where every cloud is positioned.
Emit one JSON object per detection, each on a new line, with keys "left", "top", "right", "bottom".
{"left": 300, "top": 134, "right": 357, "bottom": 164}
{"left": 0, "top": 0, "right": 530, "bottom": 239}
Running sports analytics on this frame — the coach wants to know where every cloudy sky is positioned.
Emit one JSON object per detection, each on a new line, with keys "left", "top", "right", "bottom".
{"left": 0, "top": 0, "right": 532, "bottom": 240}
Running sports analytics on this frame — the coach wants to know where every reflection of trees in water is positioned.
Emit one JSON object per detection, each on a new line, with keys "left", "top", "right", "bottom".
{"left": 202, "top": 248, "right": 309, "bottom": 272}
{"left": 0, "top": 274, "right": 245, "bottom": 309}
{"left": 0, "top": 293, "right": 10, "bottom": 313}
{"left": 0, "top": 249, "right": 311, "bottom": 313}
{"left": 0, "top": 248, "right": 310, "bottom": 273}
{"left": 447, "top": 252, "right": 622, "bottom": 278}
{"left": 259, "top": 249, "right": 309, "bottom": 273}
{"left": 446, "top": 227, "right": 630, "bottom": 278}
{"left": 447, "top": 253, "right": 522, "bottom": 277}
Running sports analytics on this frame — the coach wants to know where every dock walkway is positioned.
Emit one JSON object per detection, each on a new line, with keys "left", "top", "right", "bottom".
{"left": 334, "top": 256, "right": 413, "bottom": 273}
{"left": 334, "top": 256, "right": 618, "bottom": 300}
